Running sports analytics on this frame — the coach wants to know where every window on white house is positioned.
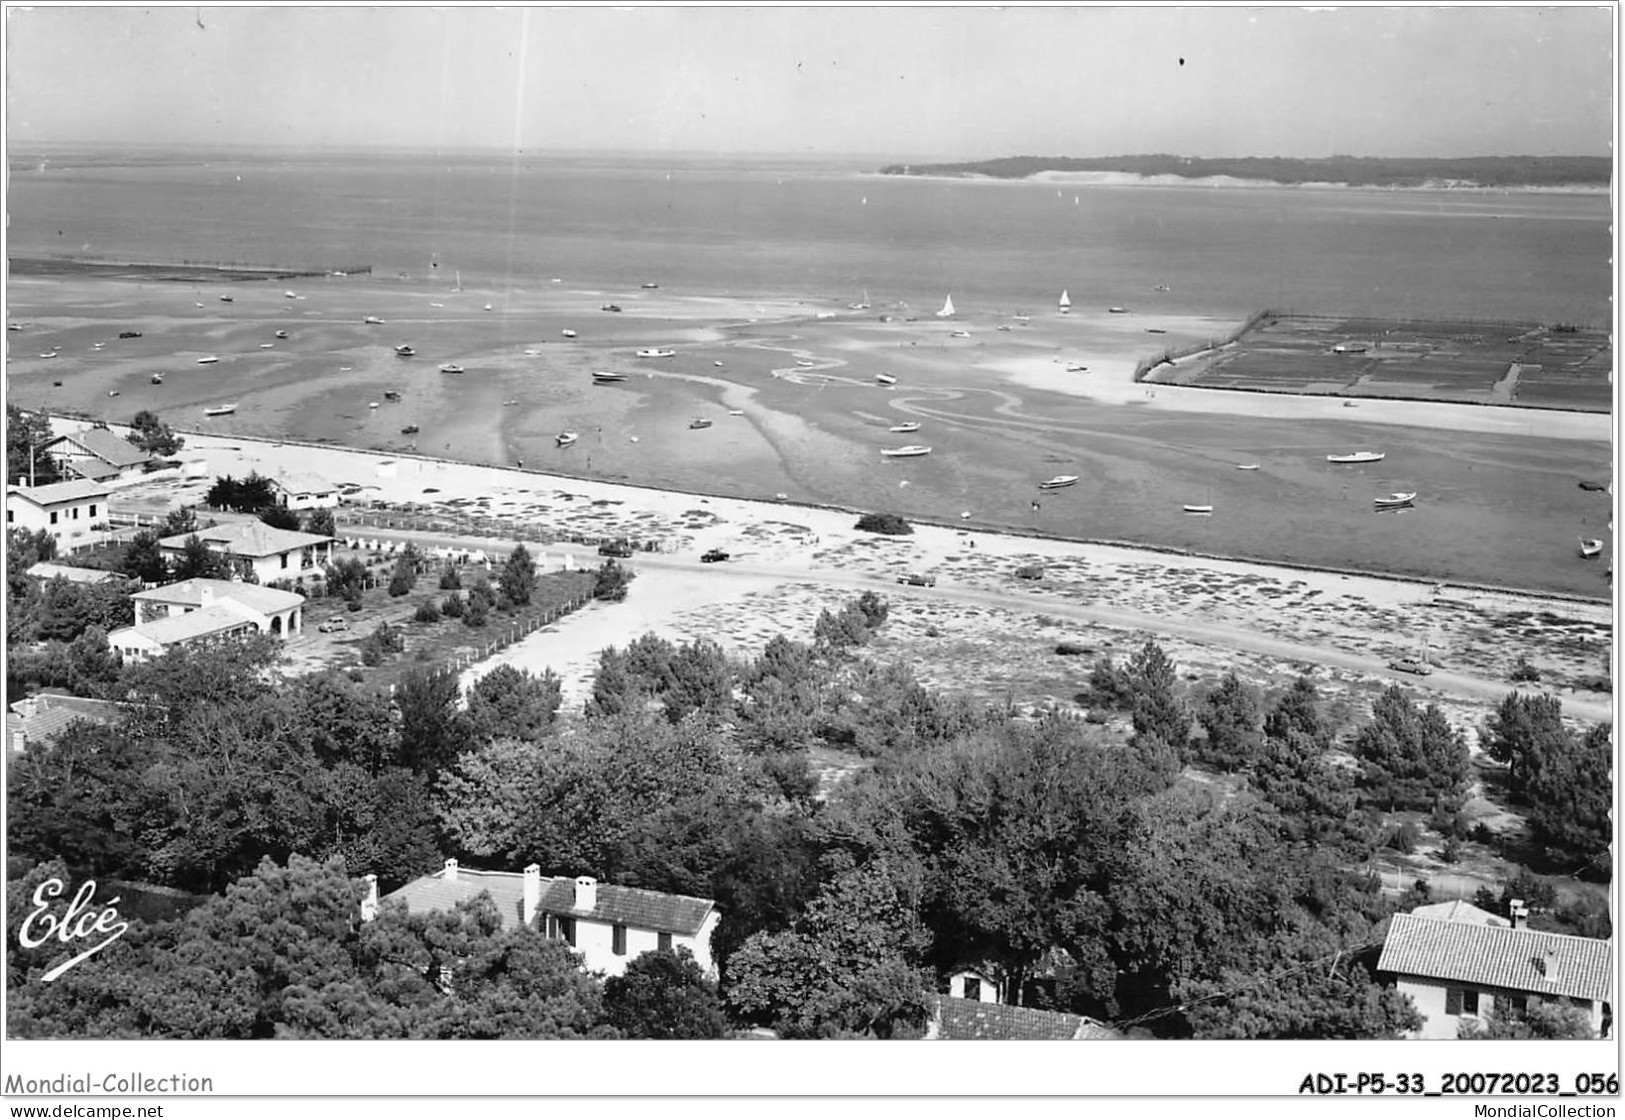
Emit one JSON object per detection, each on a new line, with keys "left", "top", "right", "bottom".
{"left": 657, "top": 932, "right": 672, "bottom": 952}
{"left": 50, "top": 511, "right": 58, "bottom": 524}
{"left": 281, "top": 554, "right": 289, "bottom": 569}
{"left": 612, "top": 924, "right": 627, "bottom": 955}
{"left": 963, "top": 977, "right": 982, "bottom": 1001}
{"left": 6, "top": 510, "right": 12, "bottom": 523}
{"left": 562, "top": 917, "right": 575, "bottom": 947}
{"left": 89, "top": 504, "right": 97, "bottom": 517}
{"left": 1446, "top": 989, "right": 1481, "bottom": 1016}
{"left": 1462, "top": 990, "right": 1479, "bottom": 1016}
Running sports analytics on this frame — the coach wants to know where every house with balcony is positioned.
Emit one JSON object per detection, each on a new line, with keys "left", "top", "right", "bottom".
{"left": 108, "top": 579, "right": 305, "bottom": 663}
{"left": 1377, "top": 903, "right": 1613, "bottom": 1039}
{"left": 371, "top": 860, "right": 720, "bottom": 979}
{"left": 156, "top": 521, "right": 335, "bottom": 584}
{"left": 7, "top": 480, "right": 111, "bottom": 547}
{"left": 40, "top": 427, "right": 156, "bottom": 483}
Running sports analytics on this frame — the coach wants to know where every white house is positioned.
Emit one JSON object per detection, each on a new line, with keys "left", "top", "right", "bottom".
{"left": 26, "top": 561, "right": 125, "bottom": 585}
{"left": 40, "top": 427, "right": 156, "bottom": 483}
{"left": 375, "top": 860, "right": 721, "bottom": 979}
{"left": 109, "top": 579, "right": 305, "bottom": 662}
{"left": 157, "top": 521, "right": 336, "bottom": 584}
{"left": 270, "top": 472, "right": 341, "bottom": 511}
{"left": 1378, "top": 905, "right": 1613, "bottom": 1039}
{"left": 7, "top": 480, "right": 111, "bottom": 547}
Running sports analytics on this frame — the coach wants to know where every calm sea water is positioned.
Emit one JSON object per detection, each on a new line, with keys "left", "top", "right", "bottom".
{"left": 6, "top": 148, "right": 1613, "bottom": 596}
{"left": 6, "top": 148, "right": 1612, "bottom": 325}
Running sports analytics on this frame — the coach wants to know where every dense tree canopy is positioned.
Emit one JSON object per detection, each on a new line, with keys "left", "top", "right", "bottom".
{"left": 1353, "top": 685, "right": 1471, "bottom": 812}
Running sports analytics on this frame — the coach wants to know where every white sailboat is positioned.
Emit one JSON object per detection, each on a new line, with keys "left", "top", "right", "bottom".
{"left": 935, "top": 294, "right": 955, "bottom": 319}
{"left": 1059, "top": 290, "right": 1071, "bottom": 315}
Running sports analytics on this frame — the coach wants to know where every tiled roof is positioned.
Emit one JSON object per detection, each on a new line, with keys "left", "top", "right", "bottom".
{"left": 28, "top": 562, "right": 125, "bottom": 584}
{"left": 62, "top": 458, "right": 126, "bottom": 481}
{"left": 535, "top": 878, "right": 715, "bottom": 936}
{"left": 7, "top": 479, "right": 111, "bottom": 506}
{"left": 132, "top": 578, "right": 303, "bottom": 614}
{"left": 111, "top": 603, "right": 257, "bottom": 646}
{"left": 271, "top": 472, "right": 337, "bottom": 496}
{"left": 931, "top": 996, "right": 1121, "bottom": 1041}
{"left": 46, "top": 428, "right": 154, "bottom": 469}
{"left": 158, "top": 521, "right": 333, "bottom": 557}
{"left": 7, "top": 694, "right": 121, "bottom": 748}
{"left": 1410, "top": 900, "right": 1507, "bottom": 927}
{"left": 1378, "top": 914, "right": 1613, "bottom": 1004}
{"left": 383, "top": 867, "right": 717, "bottom": 936}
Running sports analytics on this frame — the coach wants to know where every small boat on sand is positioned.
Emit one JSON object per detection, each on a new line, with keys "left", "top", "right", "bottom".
{"left": 196, "top": 355, "right": 219, "bottom": 364}
{"left": 1580, "top": 538, "right": 1604, "bottom": 558}
{"left": 689, "top": 418, "right": 713, "bottom": 430}
{"left": 1039, "top": 475, "right": 1079, "bottom": 490}
{"left": 1328, "top": 451, "right": 1385, "bottom": 464}
{"left": 260, "top": 343, "right": 274, "bottom": 349}
{"left": 1373, "top": 492, "right": 1417, "bottom": 510}
{"left": 395, "top": 345, "right": 415, "bottom": 357}
{"left": 283, "top": 291, "right": 297, "bottom": 300}
{"left": 592, "top": 371, "right": 628, "bottom": 383}
{"left": 274, "top": 330, "right": 288, "bottom": 339}
{"left": 642, "top": 282, "right": 660, "bottom": 289}
{"left": 401, "top": 425, "right": 419, "bottom": 435}
{"left": 1108, "top": 306, "right": 1128, "bottom": 314}
{"left": 1236, "top": 463, "right": 1260, "bottom": 471}
{"left": 557, "top": 432, "right": 578, "bottom": 447}
{"left": 562, "top": 329, "right": 577, "bottom": 338}
{"left": 364, "top": 316, "right": 384, "bottom": 325}
{"left": 438, "top": 363, "right": 465, "bottom": 374}
{"left": 150, "top": 373, "right": 164, "bottom": 385}
{"left": 950, "top": 330, "right": 971, "bottom": 338}
{"left": 1332, "top": 341, "right": 1369, "bottom": 354}
{"left": 383, "top": 391, "right": 401, "bottom": 401}
{"left": 875, "top": 373, "right": 898, "bottom": 386}
{"left": 636, "top": 348, "right": 676, "bottom": 358}
{"left": 881, "top": 445, "right": 931, "bottom": 458}
{"left": 796, "top": 359, "right": 817, "bottom": 367}
{"left": 219, "top": 294, "right": 233, "bottom": 303}
{"left": 1183, "top": 503, "right": 1214, "bottom": 514}
{"left": 1065, "top": 363, "right": 1088, "bottom": 373}
{"left": 727, "top": 409, "right": 744, "bottom": 416}
{"left": 204, "top": 403, "right": 237, "bottom": 417}
{"left": 889, "top": 422, "right": 921, "bottom": 433}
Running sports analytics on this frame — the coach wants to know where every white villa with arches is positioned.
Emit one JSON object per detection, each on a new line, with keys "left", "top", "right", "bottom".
{"left": 108, "top": 578, "right": 305, "bottom": 663}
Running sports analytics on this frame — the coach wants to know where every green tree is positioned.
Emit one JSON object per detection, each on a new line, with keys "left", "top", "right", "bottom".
{"left": 1264, "top": 675, "right": 1331, "bottom": 749}
{"left": 500, "top": 544, "right": 537, "bottom": 606}
{"left": 303, "top": 507, "right": 337, "bottom": 538}
{"left": 394, "top": 668, "right": 470, "bottom": 778}
{"left": 159, "top": 505, "right": 200, "bottom": 538}
{"left": 127, "top": 410, "right": 184, "bottom": 456}
{"left": 387, "top": 553, "right": 417, "bottom": 597}
{"left": 585, "top": 645, "right": 640, "bottom": 718}
{"left": 1481, "top": 691, "right": 1569, "bottom": 798}
{"left": 593, "top": 559, "right": 634, "bottom": 601}
{"left": 1459, "top": 998, "right": 1595, "bottom": 1040}
{"left": 119, "top": 529, "right": 169, "bottom": 584}
{"left": 662, "top": 639, "right": 734, "bottom": 723}
{"left": 1126, "top": 639, "right": 1190, "bottom": 756}
{"left": 1196, "top": 672, "right": 1263, "bottom": 772}
{"left": 1523, "top": 722, "right": 1612, "bottom": 874}
{"left": 6, "top": 406, "right": 60, "bottom": 486}
{"left": 293, "top": 671, "right": 398, "bottom": 774}
{"left": 466, "top": 664, "right": 562, "bottom": 743}
{"left": 259, "top": 505, "right": 302, "bottom": 531}
{"left": 171, "top": 535, "right": 230, "bottom": 581}
{"left": 1353, "top": 685, "right": 1472, "bottom": 812}
{"left": 602, "top": 948, "right": 728, "bottom": 1039}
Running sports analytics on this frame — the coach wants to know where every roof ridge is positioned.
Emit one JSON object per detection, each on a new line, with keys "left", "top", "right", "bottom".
{"left": 1399, "top": 912, "right": 1610, "bottom": 947}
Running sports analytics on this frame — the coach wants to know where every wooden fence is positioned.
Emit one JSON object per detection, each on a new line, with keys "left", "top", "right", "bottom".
{"left": 388, "top": 591, "right": 595, "bottom": 692}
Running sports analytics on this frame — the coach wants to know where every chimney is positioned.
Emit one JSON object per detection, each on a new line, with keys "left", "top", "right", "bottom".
{"left": 443, "top": 858, "right": 459, "bottom": 882}
{"left": 1510, "top": 899, "right": 1527, "bottom": 929}
{"left": 199, "top": 583, "right": 216, "bottom": 607}
{"left": 360, "top": 874, "right": 379, "bottom": 923}
{"left": 573, "top": 875, "right": 597, "bottom": 913}
{"left": 523, "top": 864, "right": 542, "bottom": 926}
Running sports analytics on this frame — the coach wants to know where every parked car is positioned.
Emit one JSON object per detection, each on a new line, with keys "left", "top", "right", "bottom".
{"left": 318, "top": 617, "right": 351, "bottom": 634}
{"left": 701, "top": 549, "right": 730, "bottom": 563}
{"left": 897, "top": 572, "right": 936, "bottom": 587}
{"left": 598, "top": 540, "right": 633, "bottom": 558}
{"left": 1389, "top": 656, "right": 1431, "bottom": 676}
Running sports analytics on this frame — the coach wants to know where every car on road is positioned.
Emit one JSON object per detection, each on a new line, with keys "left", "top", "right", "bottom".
{"left": 598, "top": 540, "right": 634, "bottom": 558}
{"left": 1389, "top": 656, "right": 1431, "bottom": 676}
{"left": 318, "top": 617, "right": 351, "bottom": 634}
{"left": 897, "top": 572, "right": 937, "bottom": 587}
{"left": 701, "top": 548, "right": 730, "bottom": 563}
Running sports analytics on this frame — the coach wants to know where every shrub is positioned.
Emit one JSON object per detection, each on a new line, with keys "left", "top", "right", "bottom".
{"left": 1440, "top": 836, "right": 1463, "bottom": 864}
{"left": 854, "top": 512, "right": 912, "bottom": 536}
{"left": 1014, "top": 564, "right": 1044, "bottom": 581}
{"left": 1084, "top": 710, "right": 1109, "bottom": 725}
{"left": 594, "top": 559, "right": 635, "bottom": 602}
{"left": 413, "top": 599, "right": 441, "bottom": 623}
{"left": 464, "top": 593, "right": 489, "bottom": 628}
{"left": 1054, "top": 641, "right": 1092, "bottom": 657}
{"left": 345, "top": 598, "right": 362, "bottom": 613}
{"left": 1509, "top": 656, "right": 1541, "bottom": 683}
{"left": 1386, "top": 821, "right": 1420, "bottom": 854}
{"left": 439, "top": 566, "right": 462, "bottom": 591}
{"left": 441, "top": 594, "right": 465, "bottom": 618}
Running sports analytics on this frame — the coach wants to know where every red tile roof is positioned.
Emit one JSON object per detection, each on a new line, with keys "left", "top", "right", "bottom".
{"left": 47, "top": 428, "right": 155, "bottom": 469}
{"left": 383, "top": 867, "right": 717, "bottom": 936}
{"left": 7, "top": 694, "right": 121, "bottom": 751}
{"left": 1378, "top": 913, "right": 1613, "bottom": 1004}
{"left": 930, "top": 996, "right": 1121, "bottom": 1040}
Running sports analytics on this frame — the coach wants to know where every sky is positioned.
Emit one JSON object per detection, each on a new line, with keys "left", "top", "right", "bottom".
{"left": 4, "top": 5, "right": 1615, "bottom": 159}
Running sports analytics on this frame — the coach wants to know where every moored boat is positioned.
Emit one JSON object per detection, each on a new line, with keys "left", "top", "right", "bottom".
{"left": 1039, "top": 475, "right": 1079, "bottom": 489}
{"left": 203, "top": 403, "right": 237, "bottom": 417}
{"left": 556, "top": 432, "right": 578, "bottom": 447}
{"left": 1236, "top": 463, "right": 1260, "bottom": 471}
{"left": 1183, "top": 503, "right": 1214, "bottom": 514}
{"left": 689, "top": 418, "right": 713, "bottom": 430}
{"left": 1373, "top": 492, "right": 1417, "bottom": 509}
{"left": 401, "top": 424, "right": 419, "bottom": 435}
{"left": 562, "top": 329, "right": 577, "bottom": 338}
{"left": 592, "top": 371, "right": 628, "bottom": 383}
{"left": 889, "top": 422, "right": 921, "bottom": 433}
{"left": 196, "top": 355, "right": 219, "bottom": 364}
{"left": 1327, "top": 451, "right": 1385, "bottom": 464}
{"left": 274, "top": 330, "right": 288, "bottom": 339}
{"left": 1065, "top": 363, "right": 1088, "bottom": 373}
{"left": 935, "top": 294, "right": 955, "bottom": 318}
{"left": 1058, "top": 290, "right": 1070, "bottom": 314}
{"left": 150, "top": 373, "right": 164, "bottom": 385}
{"left": 395, "top": 344, "right": 415, "bottom": 357}
{"left": 1580, "top": 538, "right": 1604, "bottom": 558}
{"left": 881, "top": 445, "right": 931, "bottom": 458}
{"left": 635, "top": 348, "right": 676, "bottom": 358}
{"left": 875, "top": 373, "right": 898, "bottom": 386}
{"left": 438, "top": 363, "right": 465, "bottom": 374}
{"left": 1108, "top": 306, "right": 1128, "bottom": 314}
{"left": 363, "top": 316, "right": 384, "bottom": 325}
{"left": 383, "top": 391, "right": 401, "bottom": 401}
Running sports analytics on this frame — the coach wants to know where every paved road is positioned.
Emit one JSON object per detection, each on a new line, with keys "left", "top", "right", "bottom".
{"left": 345, "top": 522, "right": 1614, "bottom": 724}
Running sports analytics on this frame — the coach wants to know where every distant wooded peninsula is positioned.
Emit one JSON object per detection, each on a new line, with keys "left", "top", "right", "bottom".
{"left": 877, "top": 155, "right": 1612, "bottom": 189}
